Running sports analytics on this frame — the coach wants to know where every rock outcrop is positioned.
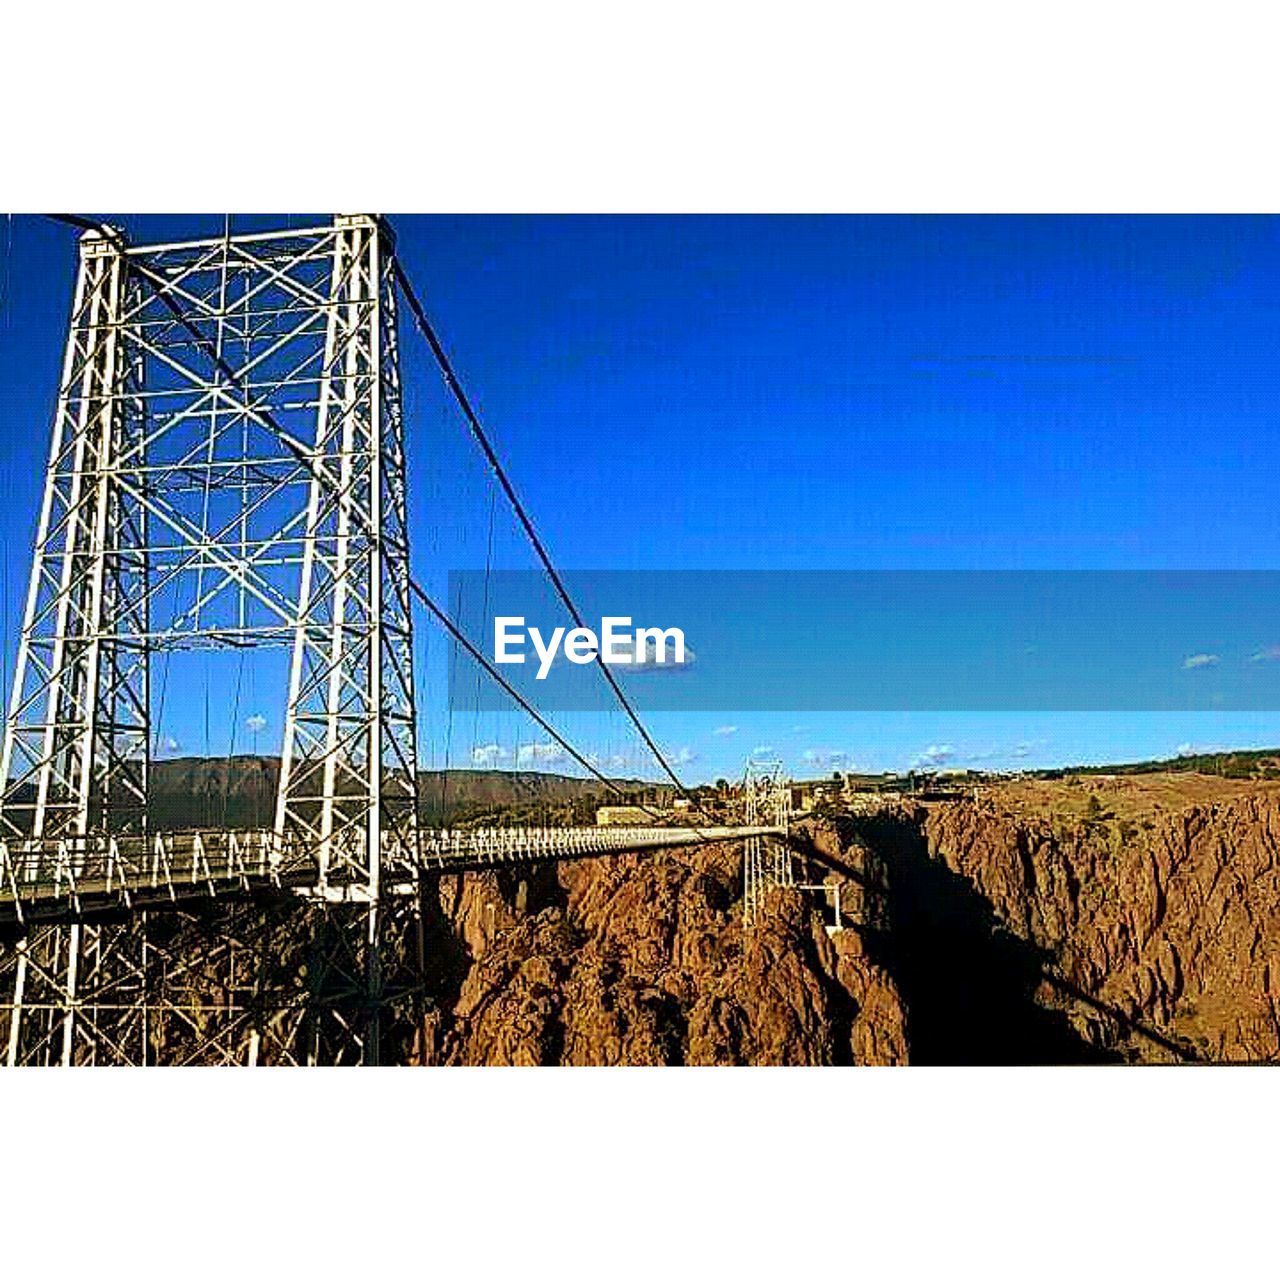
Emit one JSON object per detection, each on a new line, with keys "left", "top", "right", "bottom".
{"left": 416, "top": 840, "right": 907, "bottom": 1065}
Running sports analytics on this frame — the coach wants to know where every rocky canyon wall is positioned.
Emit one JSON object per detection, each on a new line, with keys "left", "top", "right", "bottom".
{"left": 912, "top": 792, "right": 1280, "bottom": 1062}
{"left": 414, "top": 785, "right": 1280, "bottom": 1065}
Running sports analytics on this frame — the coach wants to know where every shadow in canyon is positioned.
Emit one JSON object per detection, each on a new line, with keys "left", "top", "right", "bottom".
{"left": 796, "top": 816, "right": 1123, "bottom": 1064}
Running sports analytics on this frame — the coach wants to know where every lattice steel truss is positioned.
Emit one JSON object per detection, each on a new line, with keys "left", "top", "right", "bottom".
{"left": 0, "top": 216, "right": 421, "bottom": 1064}
{"left": 741, "top": 758, "right": 793, "bottom": 928}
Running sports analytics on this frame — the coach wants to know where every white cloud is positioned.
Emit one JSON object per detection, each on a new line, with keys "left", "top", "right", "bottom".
{"left": 912, "top": 743, "right": 955, "bottom": 768}
{"left": 1250, "top": 646, "right": 1280, "bottom": 663}
{"left": 471, "top": 743, "right": 508, "bottom": 767}
{"left": 802, "top": 748, "right": 847, "bottom": 767}
{"left": 588, "top": 750, "right": 643, "bottom": 771}
{"left": 516, "top": 741, "right": 568, "bottom": 767}
{"left": 1175, "top": 742, "right": 1196, "bottom": 757}
{"left": 750, "top": 745, "right": 776, "bottom": 759}
{"left": 245, "top": 714, "right": 267, "bottom": 733}
{"left": 712, "top": 725, "right": 738, "bottom": 737}
{"left": 671, "top": 746, "right": 697, "bottom": 766}
{"left": 1183, "top": 653, "right": 1219, "bottom": 670}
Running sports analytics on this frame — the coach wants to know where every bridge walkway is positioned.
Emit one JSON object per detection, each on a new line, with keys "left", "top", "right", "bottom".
{"left": 0, "top": 825, "right": 786, "bottom": 926}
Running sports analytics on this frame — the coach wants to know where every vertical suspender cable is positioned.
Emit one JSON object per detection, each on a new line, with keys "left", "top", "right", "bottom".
{"left": 387, "top": 244, "right": 712, "bottom": 821}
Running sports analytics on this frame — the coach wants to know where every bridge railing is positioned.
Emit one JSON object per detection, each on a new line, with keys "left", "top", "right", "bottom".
{"left": 417, "top": 824, "right": 785, "bottom": 871}
{"left": 0, "top": 823, "right": 787, "bottom": 923}
{"left": 0, "top": 829, "right": 321, "bottom": 923}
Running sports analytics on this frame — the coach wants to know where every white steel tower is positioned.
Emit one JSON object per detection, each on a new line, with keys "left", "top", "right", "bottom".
{"left": 0, "top": 215, "right": 421, "bottom": 1064}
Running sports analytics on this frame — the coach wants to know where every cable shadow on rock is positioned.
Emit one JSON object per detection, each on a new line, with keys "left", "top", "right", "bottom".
{"left": 795, "top": 816, "right": 1122, "bottom": 1064}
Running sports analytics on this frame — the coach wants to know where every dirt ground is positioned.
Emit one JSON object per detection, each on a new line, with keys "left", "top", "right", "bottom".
{"left": 978, "top": 770, "right": 1280, "bottom": 824}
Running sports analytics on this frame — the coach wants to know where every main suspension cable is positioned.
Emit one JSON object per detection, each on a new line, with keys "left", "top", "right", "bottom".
{"left": 388, "top": 236, "right": 712, "bottom": 820}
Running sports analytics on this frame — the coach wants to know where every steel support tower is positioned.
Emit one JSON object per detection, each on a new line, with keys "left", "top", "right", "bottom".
{"left": 0, "top": 215, "right": 421, "bottom": 1064}
{"left": 741, "top": 759, "right": 792, "bottom": 928}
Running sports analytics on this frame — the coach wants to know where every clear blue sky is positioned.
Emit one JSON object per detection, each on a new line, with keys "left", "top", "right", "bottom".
{"left": 3, "top": 214, "right": 1280, "bottom": 780}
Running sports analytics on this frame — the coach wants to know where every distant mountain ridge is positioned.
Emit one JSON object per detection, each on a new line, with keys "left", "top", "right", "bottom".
{"left": 147, "top": 756, "right": 664, "bottom": 829}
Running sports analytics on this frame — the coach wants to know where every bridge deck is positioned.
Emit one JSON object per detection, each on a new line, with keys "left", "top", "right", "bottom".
{"left": 0, "top": 825, "right": 785, "bottom": 926}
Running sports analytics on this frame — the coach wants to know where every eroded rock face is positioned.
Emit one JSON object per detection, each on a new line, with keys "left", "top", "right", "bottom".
{"left": 417, "top": 841, "right": 907, "bottom": 1066}
{"left": 916, "top": 794, "right": 1280, "bottom": 1062}
{"left": 415, "top": 784, "right": 1280, "bottom": 1064}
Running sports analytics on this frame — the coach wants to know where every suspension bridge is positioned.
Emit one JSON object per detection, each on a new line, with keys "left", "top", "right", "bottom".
{"left": 0, "top": 214, "right": 795, "bottom": 1065}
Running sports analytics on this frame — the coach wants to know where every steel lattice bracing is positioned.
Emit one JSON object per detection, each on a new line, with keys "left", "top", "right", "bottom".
{"left": 0, "top": 216, "right": 421, "bottom": 1064}
{"left": 0, "top": 231, "right": 149, "bottom": 843}
{"left": 0, "top": 906, "right": 312, "bottom": 1067}
{"left": 276, "top": 217, "right": 418, "bottom": 892}
{"left": 741, "top": 759, "right": 793, "bottom": 928}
